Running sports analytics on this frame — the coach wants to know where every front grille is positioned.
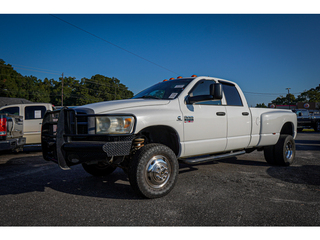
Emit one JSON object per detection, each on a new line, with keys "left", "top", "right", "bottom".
{"left": 69, "top": 112, "right": 88, "bottom": 135}
{"left": 66, "top": 108, "right": 94, "bottom": 136}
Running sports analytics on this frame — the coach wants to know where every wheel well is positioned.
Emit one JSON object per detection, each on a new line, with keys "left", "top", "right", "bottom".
{"left": 280, "top": 122, "right": 294, "bottom": 136}
{"left": 138, "top": 125, "right": 180, "bottom": 156}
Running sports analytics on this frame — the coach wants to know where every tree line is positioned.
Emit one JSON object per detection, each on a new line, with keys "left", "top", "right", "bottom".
{"left": 0, "top": 59, "right": 134, "bottom": 106}
{"left": 255, "top": 85, "right": 320, "bottom": 108}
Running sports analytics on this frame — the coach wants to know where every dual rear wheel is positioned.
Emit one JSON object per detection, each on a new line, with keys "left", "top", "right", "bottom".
{"left": 264, "top": 134, "right": 296, "bottom": 166}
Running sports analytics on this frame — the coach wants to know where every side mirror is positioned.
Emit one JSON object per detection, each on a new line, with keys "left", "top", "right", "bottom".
{"left": 210, "top": 83, "right": 223, "bottom": 100}
{"left": 187, "top": 82, "right": 223, "bottom": 104}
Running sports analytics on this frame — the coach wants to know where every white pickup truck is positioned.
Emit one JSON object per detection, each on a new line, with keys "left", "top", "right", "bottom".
{"left": 42, "top": 75, "right": 297, "bottom": 198}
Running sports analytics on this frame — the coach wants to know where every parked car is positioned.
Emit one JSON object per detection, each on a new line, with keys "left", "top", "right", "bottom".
{"left": 293, "top": 109, "right": 320, "bottom": 132}
{"left": 0, "top": 103, "right": 54, "bottom": 145}
{"left": 311, "top": 111, "right": 320, "bottom": 132}
{"left": 0, "top": 113, "right": 26, "bottom": 151}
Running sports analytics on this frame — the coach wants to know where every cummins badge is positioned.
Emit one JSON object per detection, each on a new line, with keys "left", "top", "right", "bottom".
{"left": 184, "top": 116, "right": 194, "bottom": 123}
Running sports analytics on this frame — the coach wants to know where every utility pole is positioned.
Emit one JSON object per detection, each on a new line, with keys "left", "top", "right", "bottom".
{"left": 61, "top": 73, "right": 64, "bottom": 107}
{"left": 286, "top": 88, "right": 291, "bottom": 109}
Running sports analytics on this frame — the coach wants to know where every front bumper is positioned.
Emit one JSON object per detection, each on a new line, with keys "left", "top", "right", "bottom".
{"left": 41, "top": 107, "right": 136, "bottom": 169}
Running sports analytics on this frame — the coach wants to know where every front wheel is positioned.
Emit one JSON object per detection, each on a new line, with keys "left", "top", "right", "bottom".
{"left": 128, "top": 143, "right": 179, "bottom": 199}
{"left": 264, "top": 134, "right": 296, "bottom": 166}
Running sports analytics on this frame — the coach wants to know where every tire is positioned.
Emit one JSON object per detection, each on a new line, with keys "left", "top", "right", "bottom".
{"left": 264, "top": 135, "right": 295, "bottom": 166}
{"left": 264, "top": 145, "right": 276, "bottom": 165}
{"left": 314, "top": 121, "right": 320, "bottom": 132}
{"left": 82, "top": 162, "right": 117, "bottom": 176}
{"left": 128, "top": 143, "right": 179, "bottom": 199}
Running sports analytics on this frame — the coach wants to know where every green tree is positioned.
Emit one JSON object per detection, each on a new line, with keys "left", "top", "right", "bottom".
{"left": 0, "top": 60, "right": 24, "bottom": 98}
{"left": 271, "top": 93, "right": 296, "bottom": 105}
{"left": 270, "top": 84, "right": 320, "bottom": 105}
{"left": 298, "top": 88, "right": 320, "bottom": 102}
{"left": 256, "top": 103, "right": 267, "bottom": 108}
{"left": 0, "top": 59, "right": 134, "bottom": 106}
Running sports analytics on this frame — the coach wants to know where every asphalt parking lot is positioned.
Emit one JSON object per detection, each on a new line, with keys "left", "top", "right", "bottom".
{"left": 0, "top": 132, "right": 319, "bottom": 226}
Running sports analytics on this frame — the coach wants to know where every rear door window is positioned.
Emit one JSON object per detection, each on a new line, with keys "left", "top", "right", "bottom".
{"left": 0, "top": 107, "right": 19, "bottom": 115}
{"left": 221, "top": 83, "right": 243, "bottom": 106}
{"left": 25, "top": 106, "right": 46, "bottom": 120}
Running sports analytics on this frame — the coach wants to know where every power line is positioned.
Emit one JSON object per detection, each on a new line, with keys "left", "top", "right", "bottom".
{"left": 0, "top": 63, "right": 61, "bottom": 75}
{"left": 13, "top": 67, "right": 61, "bottom": 75}
{"left": 243, "top": 91, "right": 302, "bottom": 96}
{"left": 50, "top": 14, "right": 180, "bottom": 75}
{"left": 11, "top": 64, "right": 61, "bottom": 74}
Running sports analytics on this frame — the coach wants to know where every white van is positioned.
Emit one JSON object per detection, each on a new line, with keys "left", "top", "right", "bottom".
{"left": 0, "top": 103, "right": 54, "bottom": 145}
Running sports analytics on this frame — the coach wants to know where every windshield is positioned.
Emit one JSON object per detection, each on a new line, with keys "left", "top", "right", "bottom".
{"left": 132, "top": 79, "right": 193, "bottom": 100}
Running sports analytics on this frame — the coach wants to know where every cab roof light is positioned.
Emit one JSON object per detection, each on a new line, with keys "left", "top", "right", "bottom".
{"left": 163, "top": 79, "right": 168, "bottom": 82}
{"left": 169, "top": 78, "right": 175, "bottom": 80}
{"left": 177, "top": 76, "right": 183, "bottom": 79}
{"left": 191, "top": 75, "right": 197, "bottom": 77}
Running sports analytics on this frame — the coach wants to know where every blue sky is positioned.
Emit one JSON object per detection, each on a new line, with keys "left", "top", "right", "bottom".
{"left": 1, "top": 13, "right": 320, "bottom": 106}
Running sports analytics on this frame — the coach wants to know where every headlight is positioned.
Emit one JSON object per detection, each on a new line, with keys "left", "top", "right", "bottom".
{"left": 96, "top": 116, "right": 135, "bottom": 134}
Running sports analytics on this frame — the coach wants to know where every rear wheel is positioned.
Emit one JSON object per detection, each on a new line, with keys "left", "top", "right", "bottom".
{"left": 314, "top": 121, "right": 320, "bottom": 132}
{"left": 82, "top": 162, "right": 117, "bottom": 176}
{"left": 128, "top": 143, "right": 179, "bottom": 199}
{"left": 264, "top": 135, "right": 295, "bottom": 166}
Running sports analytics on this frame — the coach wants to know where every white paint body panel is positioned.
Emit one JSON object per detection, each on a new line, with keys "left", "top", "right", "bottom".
{"left": 179, "top": 101, "right": 227, "bottom": 156}
{"left": 79, "top": 76, "right": 297, "bottom": 158}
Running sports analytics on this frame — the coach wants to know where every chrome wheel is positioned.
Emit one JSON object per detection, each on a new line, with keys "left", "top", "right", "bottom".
{"left": 285, "top": 141, "right": 293, "bottom": 160}
{"left": 265, "top": 134, "right": 296, "bottom": 166}
{"left": 145, "top": 155, "right": 171, "bottom": 188}
{"left": 129, "top": 143, "right": 179, "bottom": 198}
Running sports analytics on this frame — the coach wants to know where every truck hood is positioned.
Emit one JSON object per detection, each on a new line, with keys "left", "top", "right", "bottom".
{"left": 76, "top": 98, "right": 170, "bottom": 114}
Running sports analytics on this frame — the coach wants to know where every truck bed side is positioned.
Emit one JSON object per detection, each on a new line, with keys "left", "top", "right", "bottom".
{"left": 249, "top": 108, "right": 297, "bottom": 148}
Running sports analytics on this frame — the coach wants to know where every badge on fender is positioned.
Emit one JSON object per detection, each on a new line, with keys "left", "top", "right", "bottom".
{"left": 184, "top": 116, "right": 194, "bottom": 123}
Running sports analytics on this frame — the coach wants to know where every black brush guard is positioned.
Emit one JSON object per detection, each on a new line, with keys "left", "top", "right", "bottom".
{"left": 41, "top": 107, "right": 135, "bottom": 169}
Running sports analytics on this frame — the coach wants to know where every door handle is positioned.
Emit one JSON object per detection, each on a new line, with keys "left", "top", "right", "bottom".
{"left": 242, "top": 112, "right": 249, "bottom": 116}
{"left": 216, "top": 112, "right": 226, "bottom": 116}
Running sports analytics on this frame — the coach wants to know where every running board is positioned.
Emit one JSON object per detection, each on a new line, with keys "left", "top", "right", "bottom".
{"left": 179, "top": 150, "right": 246, "bottom": 165}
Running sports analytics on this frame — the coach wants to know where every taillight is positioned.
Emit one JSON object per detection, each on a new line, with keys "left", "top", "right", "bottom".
{"left": 0, "top": 117, "right": 7, "bottom": 136}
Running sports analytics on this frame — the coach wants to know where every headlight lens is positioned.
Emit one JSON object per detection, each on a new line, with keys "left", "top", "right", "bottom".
{"left": 96, "top": 116, "right": 135, "bottom": 134}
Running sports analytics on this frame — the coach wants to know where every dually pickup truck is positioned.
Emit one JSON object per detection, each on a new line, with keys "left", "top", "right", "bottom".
{"left": 42, "top": 75, "right": 297, "bottom": 198}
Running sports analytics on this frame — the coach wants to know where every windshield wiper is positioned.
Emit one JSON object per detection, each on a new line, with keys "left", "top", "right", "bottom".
{"left": 139, "top": 95, "right": 161, "bottom": 99}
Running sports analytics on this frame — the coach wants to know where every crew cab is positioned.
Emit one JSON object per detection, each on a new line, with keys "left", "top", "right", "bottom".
{"left": 42, "top": 76, "right": 297, "bottom": 198}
